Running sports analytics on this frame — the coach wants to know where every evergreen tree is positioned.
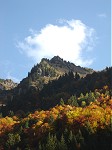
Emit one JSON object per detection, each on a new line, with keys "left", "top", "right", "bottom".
{"left": 25, "top": 120, "right": 29, "bottom": 128}
{"left": 68, "top": 95, "right": 78, "bottom": 106}
{"left": 75, "top": 72, "right": 80, "bottom": 80}
{"left": 5, "top": 133, "right": 21, "bottom": 149}
{"left": 58, "top": 134, "right": 67, "bottom": 150}
{"left": 46, "top": 133, "right": 57, "bottom": 150}
{"left": 68, "top": 71, "right": 74, "bottom": 79}
{"left": 88, "top": 91, "right": 95, "bottom": 103}
{"left": 60, "top": 98, "right": 64, "bottom": 106}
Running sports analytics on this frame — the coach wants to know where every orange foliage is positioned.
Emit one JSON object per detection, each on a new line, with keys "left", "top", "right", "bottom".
{"left": 0, "top": 87, "right": 111, "bottom": 142}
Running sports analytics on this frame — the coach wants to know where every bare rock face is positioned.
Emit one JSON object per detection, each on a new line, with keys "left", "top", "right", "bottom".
{"left": 50, "top": 56, "right": 94, "bottom": 75}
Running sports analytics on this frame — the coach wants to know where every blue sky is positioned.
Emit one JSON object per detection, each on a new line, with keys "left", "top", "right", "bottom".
{"left": 0, "top": 0, "right": 111, "bottom": 82}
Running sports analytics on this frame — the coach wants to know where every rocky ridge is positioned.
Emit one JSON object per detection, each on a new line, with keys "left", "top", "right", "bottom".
{"left": 0, "top": 79, "right": 17, "bottom": 90}
{"left": 19, "top": 56, "right": 94, "bottom": 91}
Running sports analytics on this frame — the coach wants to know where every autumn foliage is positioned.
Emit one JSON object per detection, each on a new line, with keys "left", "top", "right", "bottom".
{"left": 0, "top": 87, "right": 111, "bottom": 150}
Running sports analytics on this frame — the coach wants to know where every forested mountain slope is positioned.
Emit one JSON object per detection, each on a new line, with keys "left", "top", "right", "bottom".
{"left": 1, "top": 66, "right": 111, "bottom": 116}
{"left": 0, "top": 56, "right": 94, "bottom": 115}
{"left": 0, "top": 87, "right": 111, "bottom": 150}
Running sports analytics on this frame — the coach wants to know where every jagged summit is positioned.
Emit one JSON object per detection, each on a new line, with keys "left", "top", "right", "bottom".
{"left": 18, "top": 56, "right": 94, "bottom": 91}
{"left": 50, "top": 55, "right": 63, "bottom": 63}
{"left": 28, "top": 56, "right": 94, "bottom": 80}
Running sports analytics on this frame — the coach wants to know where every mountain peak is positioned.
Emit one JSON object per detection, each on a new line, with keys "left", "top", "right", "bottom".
{"left": 18, "top": 55, "right": 94, "bottom": 92}
{"left": 50, "top": 56, "right": 63, "bottom": 63}
{"left": 28, "top": 56, "right": 94, "bottom": 82}
{"left": 41, "top": 58, "right": 49, "bottom": 62}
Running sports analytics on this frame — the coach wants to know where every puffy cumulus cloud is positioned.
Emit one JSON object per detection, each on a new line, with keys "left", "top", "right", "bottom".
{"left": 17, "top": 19, "right": 96, "bottom": 67}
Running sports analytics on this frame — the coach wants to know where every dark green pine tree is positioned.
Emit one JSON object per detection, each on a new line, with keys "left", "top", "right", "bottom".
{"left": 25, "top": 120, "right": 29, "bottom": 128}
{"left": 88, "top": 91, "right": 95, "bottom": 103}
{"left": 67, "top": 130, "right": 78, "bottom": 150}
{"left": 58, "top": 134, "right": 68, "bottom": 150}
{"left": 75, "top": 72, "right": 80, "bottom": 81}
{"left": 45, "top": 133, "right": 57, "bottom": 150}
{"left": 60, "top": 98, "right": 65, "bottom": 106}
{"left": 68, "top": 95, "right": 79, "bottom": 106}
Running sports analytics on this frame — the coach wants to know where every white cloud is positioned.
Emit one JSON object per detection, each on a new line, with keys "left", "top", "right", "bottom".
{"left": 17, "top": 19, "right": 96, "bottom": 67}
{"left": 98, "top": 13, "right": 107, "bottom": 18}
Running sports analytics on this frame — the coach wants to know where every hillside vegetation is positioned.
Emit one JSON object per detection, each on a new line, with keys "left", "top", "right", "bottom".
{"left": 0, "top": 56, "right": 94, "bottom": 114}
{"left": 0, "top": 86, "right": 111, "bottom": 150}
{"left": 2, "top": 66, "right": 111, "bottom": 115}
